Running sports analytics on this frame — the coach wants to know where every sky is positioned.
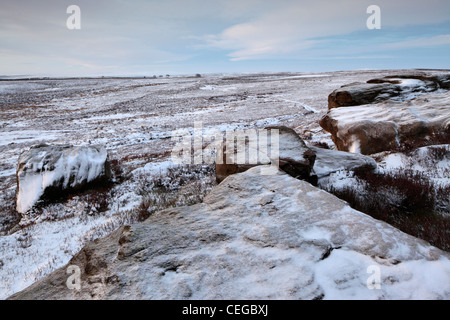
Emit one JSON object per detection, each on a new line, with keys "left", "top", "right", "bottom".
{"left": 1, "top": 0, "right": 449, "bottom": 77}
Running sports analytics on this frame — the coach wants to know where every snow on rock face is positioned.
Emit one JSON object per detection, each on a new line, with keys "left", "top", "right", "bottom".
{"left": 9, "top": 166, "right": 450, "bottom": 300}
{"left": 320, "top": 92, "right": 450, "bottom": 155}
{"left": 16, "top": 144, "right": 110, "bottom": 214}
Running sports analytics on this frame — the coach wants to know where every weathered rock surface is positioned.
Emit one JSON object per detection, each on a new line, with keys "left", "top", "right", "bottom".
{"left": 16, "top": 144, "right": 110, "bottom": 214}
{"left": 309, "top": 146, "right": 377, "bottom": 178}
{"left": 328, "top": 82, "right": 400, "bottom": 109}
{"left": 320, "top": 92, "right": 450, "bottom": 155}
{"left": 327, "top": 74, "right": 448, "bottom": 109}
{"left": 9, "top": 166, "right": 450, "bottom": 300}
{"left": 216, "top": 126, "right": 316, "bottom": 183}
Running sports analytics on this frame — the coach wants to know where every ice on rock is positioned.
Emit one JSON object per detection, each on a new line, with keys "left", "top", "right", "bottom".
{"left": 16, "top": 144, "right": 110, "bottom": 214}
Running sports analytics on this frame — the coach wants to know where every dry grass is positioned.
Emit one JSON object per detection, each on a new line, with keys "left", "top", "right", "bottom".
{"left": 135, "top": 164, "right": 216, "bottom": 221}
{"left": 395, "top": 129, "right": 450, "bottom": 154}
{"left": 326, "top": 166, "right": 449, "bottom": 251}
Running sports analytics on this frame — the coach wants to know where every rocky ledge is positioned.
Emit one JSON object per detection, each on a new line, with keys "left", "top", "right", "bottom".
{"left": 320, "top": 74, "right": 450, "bottom": 155}
{"left": 9, "top": 166, "right": 450, "bottom": 300}
{"left": 327, "top": 74, "right": 450, "bottom": 109}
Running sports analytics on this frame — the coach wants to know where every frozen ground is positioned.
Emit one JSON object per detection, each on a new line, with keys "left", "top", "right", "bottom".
{"left": 0, "top": 69, "right": 448, "bottom": 299}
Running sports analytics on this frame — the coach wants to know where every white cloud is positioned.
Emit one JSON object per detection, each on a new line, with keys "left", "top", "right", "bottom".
{"left": 198, "top": 0, "right": 450, "bottom": 61}
{"left": 382, "top": 34, "right": 450, "bottom": 49}
{"left": 1, "top": 0, "right": 449, "bottom": 75}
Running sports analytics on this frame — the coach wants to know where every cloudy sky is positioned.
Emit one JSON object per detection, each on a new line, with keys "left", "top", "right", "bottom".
{"left": 1, "top": 0, "right": 449, "bottom": 77}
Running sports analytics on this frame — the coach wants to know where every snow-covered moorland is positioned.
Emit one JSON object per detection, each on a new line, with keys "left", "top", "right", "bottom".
{"left": 0, "top": 70, "right": 449, "bottom": 300}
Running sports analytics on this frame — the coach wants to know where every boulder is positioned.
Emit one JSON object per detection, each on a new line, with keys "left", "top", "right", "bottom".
{"left": 309, "top": 146, "right": 377, "bottom": 178}
{"left": 328, "top": 75, "right": 441, "bottom": 109}
{"left": 215, "top": 126, "right": 316, "bottom": 183}
{"left": 320, "top": 92, "right": 450, "bottom": 155}
{"left": 16, "top": 144, "right": 110, "bottom": 214}
{"left": 9, "top": 166, "right": 450, "bottom": 300}
{"left": 376, "top": 74, "right": 450, "bottom": 90}
{"left": 328, "top": 82, "right": 400, "bottom": 109}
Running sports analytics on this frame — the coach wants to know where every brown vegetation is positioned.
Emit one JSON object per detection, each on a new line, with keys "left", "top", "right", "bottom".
{"left": 326, "top": 167, "right": 450, "bottom": 251}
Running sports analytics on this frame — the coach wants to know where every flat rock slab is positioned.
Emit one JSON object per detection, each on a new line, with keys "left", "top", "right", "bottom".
{"left": 309, "top": 146, "right": 377, "bottom": 178}
{"left": 9, "top": 166, "right": 450, "bottom": 300}
{"left": 16, "top": 144, "right": 110, "bottom": 214}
